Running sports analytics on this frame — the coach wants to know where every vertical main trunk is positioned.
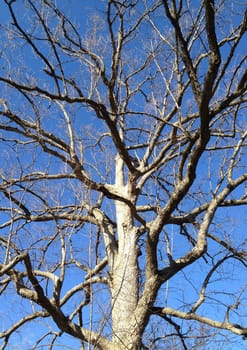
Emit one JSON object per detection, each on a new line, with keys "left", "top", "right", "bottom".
{"left": 112, "top": 200, "right": 139, "bottom": 348}
{"left": 111, "top": 154, "right": 139, "bottom": 348}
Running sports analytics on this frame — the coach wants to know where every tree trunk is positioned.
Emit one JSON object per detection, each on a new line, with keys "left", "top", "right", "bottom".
{"left": 110, "top": 155, "right": 139, "bottom": 349}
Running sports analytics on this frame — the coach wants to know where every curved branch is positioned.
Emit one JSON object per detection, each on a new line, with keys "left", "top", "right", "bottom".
{"left": 151, "top": 306, "right": 247, "bottom": 338}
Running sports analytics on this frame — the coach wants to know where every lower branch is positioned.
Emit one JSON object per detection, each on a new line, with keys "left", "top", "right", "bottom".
{"left": 0, "top": 253, "right": 114, "bottom": 350}
{"left": 0, "top": 311, "right": 48, "bottom": 348}
{"left": 151, "top": 306, "right": 247, "bottom": 338}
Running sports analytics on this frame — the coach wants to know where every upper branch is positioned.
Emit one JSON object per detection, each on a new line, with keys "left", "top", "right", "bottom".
{"left": 162, "top": 1, "right": 201, "bottom": 105}
{"left": 200, "top": 0, "right": 221, "bottom": 129}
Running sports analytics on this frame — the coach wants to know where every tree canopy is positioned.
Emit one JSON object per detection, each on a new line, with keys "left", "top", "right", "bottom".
{"left": 0, "top": 0, "right": 247, "bottom": 349}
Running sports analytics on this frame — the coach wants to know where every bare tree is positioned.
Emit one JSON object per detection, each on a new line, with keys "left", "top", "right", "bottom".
{"left": 0, "top": 0, "right": 246, "bottom": 349}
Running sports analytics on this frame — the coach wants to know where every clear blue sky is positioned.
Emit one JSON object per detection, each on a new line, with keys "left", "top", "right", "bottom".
{"left": 0, "top": 1, "right": 246, "bottom": 349}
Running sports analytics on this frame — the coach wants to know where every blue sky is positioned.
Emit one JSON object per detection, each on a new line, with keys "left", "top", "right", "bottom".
{"left": 0, "top": 1, "right": 246, "bottom": 349}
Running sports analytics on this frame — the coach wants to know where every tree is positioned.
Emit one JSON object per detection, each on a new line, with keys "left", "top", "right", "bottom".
{"left": 0, "top": 0, "right": 246, "bottom": 349}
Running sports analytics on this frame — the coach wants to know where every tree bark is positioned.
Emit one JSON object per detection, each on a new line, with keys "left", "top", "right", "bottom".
{"left": 111, "top": 154, "right": 139, "bottom": 348}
